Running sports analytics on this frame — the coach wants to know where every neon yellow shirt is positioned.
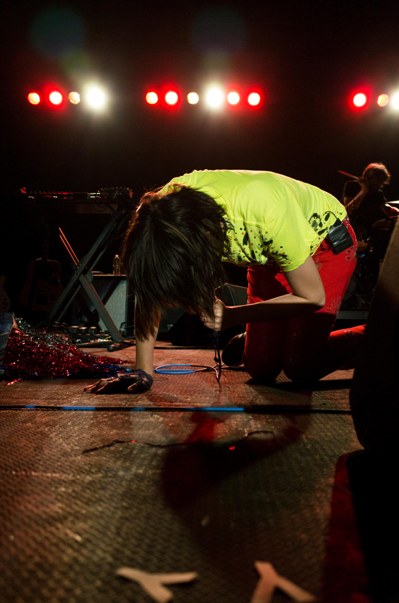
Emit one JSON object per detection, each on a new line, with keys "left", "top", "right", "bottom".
{"left": 159, "top": 169, "right": 347, "bottom": 271}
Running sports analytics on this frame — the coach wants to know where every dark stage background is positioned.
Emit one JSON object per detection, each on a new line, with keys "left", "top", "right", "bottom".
{"left": 2, "top": 0, "right": 399, "bottom": 310}
{"left": 4, "top": 0, "right": 399, "bottom": 195}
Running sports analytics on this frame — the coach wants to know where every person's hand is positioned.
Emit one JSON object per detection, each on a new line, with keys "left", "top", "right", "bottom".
{"left": 356, "top": 240, "right": 368, "bottom": 254}
{"left": 84, "top": 370, "right": 153, "bottom": 394}
{"left": 199, "top": 298, "right": 225, "bottom": 331}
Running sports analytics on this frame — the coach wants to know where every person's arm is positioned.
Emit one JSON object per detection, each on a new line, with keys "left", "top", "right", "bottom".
{"left": 201, "top": 256, "right": 326, "bottom": 331}
{"left": 382, "top": 203, "right": 399, "bottom": 218}
{"left": 84, "top": 321, "right": 159, "bottom": 394}
{"left": 135, "top": 330, "right": 158, "bottom": 376}
{"left": 344, "top": 181, "right": 367, "bottom": 216}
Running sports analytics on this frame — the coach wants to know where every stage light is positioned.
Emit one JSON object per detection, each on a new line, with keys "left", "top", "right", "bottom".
{"left": 145, "top": 90, "right": 159, "bottom": 105}
{"left": 390, "top": 91, "right": 399, "bottom": 111}
{"left": 27, "top": 91, "right": 41, "bottom": 105}
{"left": 25, "top": 80, "right": 268, "bottom": 113}
{"left": 142, "top": 82, "right": 265, "bottom": 111}
{"left": 68, "top": 91, "right": 80, "bottom": 105}
{"left": 164, "top": 90, "right": 179, "bottom": 106}
{"left": 227, "top": 90, "right": 240, "bottom": 106}
{"left": 187, "top": 91, "right": 200, "bottom": 105}
{"left": 204, "top": 85, "right": 225, "bottom": 110}
{"left": 83, "top": 84, "right": 109, "bottom": 111}
{"left": 247, "top": 91, "right": 262, "bottom": 107}
{"left": 48, "top": 90, "right": 64, "bottom": 106}
{"left": 377, "top": 93, "right": 389, "bottom": 107}
{"left": 351, "top": 91, "right": 368, "bottom": 109}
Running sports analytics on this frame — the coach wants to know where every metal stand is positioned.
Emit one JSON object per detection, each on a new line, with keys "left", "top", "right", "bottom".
{"left": 45, "top": 206, "right": 131, "bottom": 344}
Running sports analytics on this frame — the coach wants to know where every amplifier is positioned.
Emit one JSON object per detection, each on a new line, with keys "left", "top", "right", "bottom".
{"left": 70, "top": 274, "right": 131, "bottom": 334}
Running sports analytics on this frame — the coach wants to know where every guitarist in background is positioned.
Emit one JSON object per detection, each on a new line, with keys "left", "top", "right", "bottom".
{"left": 340, "top": 163, "right": 399, "bottom": 308}
{"left": 342, "top": 163, "right": 399, "bottom": 255}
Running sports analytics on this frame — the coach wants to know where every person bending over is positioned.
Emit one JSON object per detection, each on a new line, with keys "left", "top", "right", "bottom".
{"left": 85, "top": 169, "right": 362, "bottom": 394}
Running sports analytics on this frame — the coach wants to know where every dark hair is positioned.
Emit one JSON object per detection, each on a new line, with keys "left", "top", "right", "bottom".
{"left": 121, "top": 185, "right": 230, "bottom": 339}
{"left": 362, "top": 162, "right": 391, "bottom": 187}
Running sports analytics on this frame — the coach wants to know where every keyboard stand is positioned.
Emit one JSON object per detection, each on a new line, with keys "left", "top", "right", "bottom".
{"left": 45, "top": 205, "right": 131, "bottom": 344}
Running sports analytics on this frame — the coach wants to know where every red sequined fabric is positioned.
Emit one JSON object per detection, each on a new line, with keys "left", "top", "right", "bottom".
{"left": 3, "top": 324, "right": 126, "bottom": 380}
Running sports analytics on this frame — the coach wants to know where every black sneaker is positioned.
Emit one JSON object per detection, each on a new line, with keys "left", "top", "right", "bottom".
{"left": 222, "top": 332, "right": 246, "bottom": 367}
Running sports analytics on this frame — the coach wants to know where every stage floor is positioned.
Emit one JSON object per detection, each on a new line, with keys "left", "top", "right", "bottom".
{"left": 0, "top": 343, "right": 393, "bottom": 602}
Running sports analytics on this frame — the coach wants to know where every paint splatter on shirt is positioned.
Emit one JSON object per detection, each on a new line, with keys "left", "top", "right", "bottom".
{"left": 160, "top": 170, "right": 346, "bottom": 271}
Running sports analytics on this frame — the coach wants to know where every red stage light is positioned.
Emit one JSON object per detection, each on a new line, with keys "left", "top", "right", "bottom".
{"left": 352, "top": 92, "right": 368, "bottom": 108}
{"left": 144, "top": 84, "right": 264, "bottom": 111}
{"left": 164, "top": 90, "right": 179, "bottom": 106}
{"left": 349, "top": 88, "right": 371, "bottom": 111}
{"left": 247, "top": 91, "right": 262, "bottom": 107}
{"left": 39, "top": 83, "right": 67, "bottom": 110}
{"left": 48, "top": 90, "right": 64, "bottom": 106}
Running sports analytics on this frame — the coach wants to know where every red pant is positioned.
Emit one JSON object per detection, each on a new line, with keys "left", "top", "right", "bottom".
{"left": 244, "top": 220, "right": 358, "bottom": 382}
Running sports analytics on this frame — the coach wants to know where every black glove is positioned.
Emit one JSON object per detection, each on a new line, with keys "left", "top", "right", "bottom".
{"left": 84, "top": 370, "right": 153, "bottom": 394}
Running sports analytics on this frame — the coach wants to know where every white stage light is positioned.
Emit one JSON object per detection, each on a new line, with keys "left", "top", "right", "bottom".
{"left": 187, "top": 91, "right": 200, "bottom": 105}
{"left": 83, "top": 84, "right": 109, "bottom": 111}
{"left": 204, "top": 85, "right": 225, "bottom": 110}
